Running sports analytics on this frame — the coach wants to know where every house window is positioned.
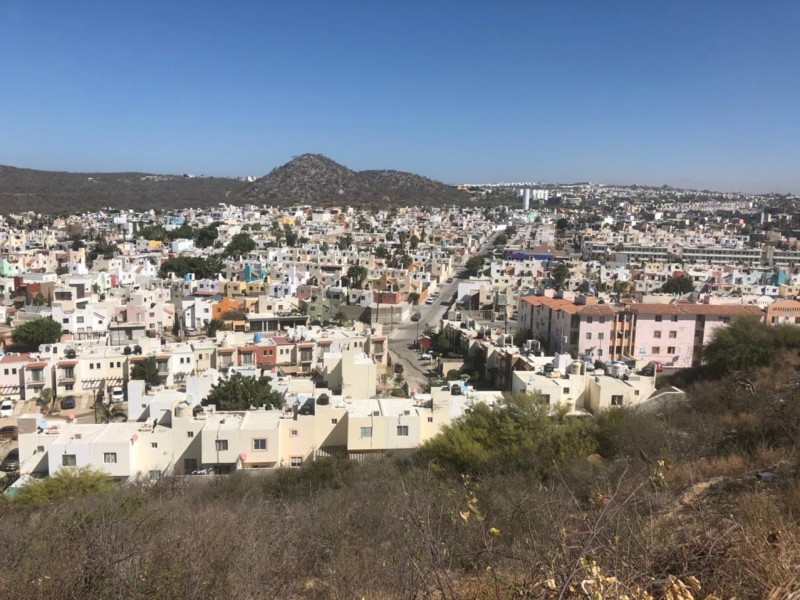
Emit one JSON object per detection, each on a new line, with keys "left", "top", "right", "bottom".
{"left": 103, "top": 452, "right": 117, "bottom": 464}
{"left": 331, "top": 418, "right": 338, "bottom": 425}
{"left": 397, "top": 425, "right": 409, "bottom": 436}
{"left": 585, "top": 332, "right": 592, "bottom": 340}
{"left": 77, "top": 316, "right": 84, "bottom": 324}
{"left": 148, "top": 470, "right": 161, "bottom": 481}
{"left": 427, "top": 417, "right": 433, "bottom": 423}
{"left": 290, "top": 429, "right": 298, "bottom": 437}
{"left": 652, "top": 347, "right": 660, "bottom": 354}
{"left": 187, "top": 431, "right": 194, "bottom": 438}
{"left": 215, "top": 439, "right": 228, "bottom": 451}
{"left": 563, "top": 387, "right": 570, "bottom": 394}
{"left": 241, "top": 353, "right": 254, "bottom": 366}
{"left": 667, "top": 346, "right": 676, "bottom": 354}
{"left": 671, "top": 315, "right": 678, "bottom": 322}
{"left": 587, "top": 317, "right": 593, "bottom": 324}
{"left": 290, "top": 456, "right": 303, "bottom": 468}
{"left": 669, "top": 331, "right": 677, "bottom": 338}
{"left": 653, "top": 331, "right": 661, "bottom": 339}
{"left": 157, "top": 361, "right": 168, "bottom": 374}
{"left": 655, "top": 315, "right": 663, "bottom": 322}
{"left": 253, "top": 438, "right": 267, "bottom": 451}
{"left": 62, "top": 454, "right": 77, "bottom": 466}
{"left": 599, "top": 317, "right": 605, "bottom": 324}
{"left": 360, "top": 427, "right": 373, "bottom": 438}
{"left": 598, "top": 332, "right": 604, "bottom": 340}
{"left": 611, "top": 395, "right": 623, "bottom": 406}
{"left": 151, "top": 442, "right": 158, "bottom": 448}
{"left": 62, "top": 318, "right": 69, "bottom": 324}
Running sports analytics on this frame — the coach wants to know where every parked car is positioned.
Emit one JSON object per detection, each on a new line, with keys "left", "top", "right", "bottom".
{"left": 420, "top": 352, "right": 432, "bottom": 361}
{"left": 0, "top": 400, "right": 13, "bottom": 418}
{"left": 447, "top": 277, "right": 454, "bottom": 283}
{"left": 60, "top": 395, "right": 77, "bottom": 410}
{"left": 110, "top": 387, "right": 125, "bottom": 404}
{"left": 1, "top": 448, "right": 19, "bottom": 472}
{"left": 425, "top": 297, "right": 434, "bottom": 305}
{"left": 410, "top": 311, "right": 421, "bottom": 322}
{"left": 0, "top": 426, "right": 18, "bottom": 441}
{"left": 649, "top": 361, "right": 665, "bottom": 373}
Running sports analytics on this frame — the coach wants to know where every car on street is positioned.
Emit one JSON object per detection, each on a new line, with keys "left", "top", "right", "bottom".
{"left": 60, "top": 395, "right": 77, "bottom": 410}
{"left": 649, "top": 361, "right": 665, "bottom": 373}
{"left": 447, "top": 277, "right": 453, "bottom": 283}
{"left": 425, "top": 297, "right": 434, "bottom": 305}
{"left": 110, "top": 387, "right": 125, "bottom": 403}
{"left": 0, "top": 400, "right": 13, "bottom": 418}
{"left": 0, "top": 426, "right": 18, "bottom": 441}
{"left": 1, "top": 448, "right": 19, "bottom": 472}
{"left": 420, "top": 352, "right": 432, "bottom": 361}
{"left": 411, "top": 311, "right": 421, "bottom": 322}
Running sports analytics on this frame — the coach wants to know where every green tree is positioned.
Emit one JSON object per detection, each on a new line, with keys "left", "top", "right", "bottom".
{"left": 465, "top": 256, "right": 484, "bottom": 276}
{"left": 203, "top": 372, "right": 284, "bottom": 411}
{"left": 194, "top": 225, "right": 219, "bottom": 249}
{"left": 206, "top": 318, "right": 227, "bottom": 337}
{"left": 407, "top": 292, "right": 420, "bottom": 305}
{"left": 346, "top": 265, "right": 368, "bottom": 288}
{"left": 131, "top": 357, "right": 162, "bottom": 388}
{"left": 224, "top": 233, "right": 256, "bottom": 257}
{"left": 11, "top": 318, "right": 62, "bottom": 349}
{"left": 283, "top": 225, "right": 298, "bottom": 247}
{"left": 555, "top": 218, "right": 569, "bottom": 230}
{"left": 418, "top": 393, "right": 598, "bottom": 476}
{"left": 493, "top": 233, "right": 508, "bottom": 246}
{"left": 661, "top": 277, "right": 695, "bottom": 294}
{"left": 513, "top": 328, "right": 533, "bottom": 348}
{"left": 14, "top": 467, "right": 115, "bottom": 507}
{"left": 409, "top": 235, "right": 420, "bottom": 250}
{"left": 55, "top": 266, "right": 69, "bottom": 276}
{"left": 551, "top": 262, "right": 571, "bottom": 287}
{"left": 338, "top": 235, "right": 353, "bottom": 251}
{"left": 375, "top": 246, "right": 391, "bottom": 260}
{"left": 703, "top": 315, "right": 783, "bottom": 373}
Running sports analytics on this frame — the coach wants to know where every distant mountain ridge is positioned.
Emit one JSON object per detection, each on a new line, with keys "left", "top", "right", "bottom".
{"left": 236, "top": 154, "right": 465, "bottom": 206}
{"left": 0, "top": 154, "right": 465, "bottom": 214}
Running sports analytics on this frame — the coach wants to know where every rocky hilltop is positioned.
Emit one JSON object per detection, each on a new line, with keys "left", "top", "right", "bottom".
{"left": 237, "top": 154, "right": 465, "bottom": 206}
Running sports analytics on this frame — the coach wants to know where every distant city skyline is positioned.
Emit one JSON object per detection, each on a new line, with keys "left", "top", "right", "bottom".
{"left": 2, "top": 1, "right": 800, "bottom": 194}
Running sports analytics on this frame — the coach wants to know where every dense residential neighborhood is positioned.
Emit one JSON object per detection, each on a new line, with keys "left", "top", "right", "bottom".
{"left": 0, "top": 184, "right": 799, "bottom": 486}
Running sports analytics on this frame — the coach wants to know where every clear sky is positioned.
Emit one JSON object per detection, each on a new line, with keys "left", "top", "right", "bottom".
{"left": 1, "top": 1, "right": 799, "bottom": 193}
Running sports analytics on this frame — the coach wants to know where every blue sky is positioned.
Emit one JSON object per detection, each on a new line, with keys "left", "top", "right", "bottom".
{"left": 1, "top": 1, "right": 799, "bottom": 192}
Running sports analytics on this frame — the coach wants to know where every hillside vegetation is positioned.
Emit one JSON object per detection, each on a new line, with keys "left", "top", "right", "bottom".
{"left": 1, "top": 319, "right": 799, "bottom": 598}
{"left": 0, "top": 154, "right": 467, "bottom": 214}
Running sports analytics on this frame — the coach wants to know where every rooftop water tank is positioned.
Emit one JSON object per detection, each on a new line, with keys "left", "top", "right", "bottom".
{"left": 253, "top": 333, "right": 262, "bottom": 343}
{"left": 567, "top": 361, "right": 582, "bottom": 376}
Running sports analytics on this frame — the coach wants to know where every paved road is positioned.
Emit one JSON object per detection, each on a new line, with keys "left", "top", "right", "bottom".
{"left": 388, "top": 230, "right": 502, "bottom": 391}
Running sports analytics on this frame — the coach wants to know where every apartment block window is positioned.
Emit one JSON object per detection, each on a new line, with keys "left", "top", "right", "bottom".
{"left": 598, "top": 332, "right": 604, "bottom": 340}
{"left": 427, "top": 416, "right": 434, "bottom": 423}
{"left": 290, "top": 456, "right": 303, "bottom": 468}
{"left": 184, "top": 458, "right": 197, "bottom": 472}
{"left": 667, "top": 346, "right": 676, "bottom": 355}
{"left": 148, "top": 470, "right": 161, "bottom": 481}
{"left": 563, "top": 387, "right": 570, "bottom": 394}
{"left": 157, "top": 361, "right": 168, "bottom": 374}
{"left": 585, "top": 332, "right": 592, "bottom": 340}
{"left": 103, "top": 452, "right": 117, "bottom": 464}
{"left": 187, "top": 431, "right": 194, "bottom": 438}
{"left": 360, "top": 427, "right": 373, "bottom": 438}
{"left": 671, "top": 315, "right": 678, "bottom": 322}
{"left": 611, "top": 395, "right": 624, "bottom": 406}
{"left": 655, "top": 315, "right": 663, "bottom": 322}
{"left": 397, "top": 425, "right": 409, "bottom": 436}
{"left": 331, "top": 418, "right": 338, "bottom": 425}
{"left": 77, "top": 317, "right": 84, "bottom": 324}
{"left": 290, "top": 429, "right": 298, "bottom": 437}
{"left": 652, "top": 347, "right": 661, "bottom": 354}
{"left": 62, "top": 454, "right": 77, "bottom": 467}
{"left": 151, "top": 442, "right": 158, "bottom": 449}
{"left": 215, "top": 439, "right": 228, "bottom": 451}
{"left": 669, "top": 331, "right": 677, "bottom": 338}
{"left": 587, "top": 316, "right": 593, "bottom": 324}
{"left": 253, "top": 438, "right": 267, "bottom": 451}
{"left": 653, "top": 331, "right": 662, "bottom": 339}
{"left": 62, "top": 318, "right": 69, "bottom": 324}
{"left": 599, "top": 317, "right": 605, "bottom": 324}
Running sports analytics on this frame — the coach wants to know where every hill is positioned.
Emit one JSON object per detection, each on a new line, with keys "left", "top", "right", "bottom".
{"left": 0, "top": 165, "right": 247, "bottom": 214}
{"left": 236, "top": 153, "right": 466, "bottom": 206}
{"left": 0, "top": 155, "right": 466, "bottom": 214}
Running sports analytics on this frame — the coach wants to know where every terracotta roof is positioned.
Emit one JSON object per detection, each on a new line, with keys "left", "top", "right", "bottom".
{"left": 57, "top": 360, "right": 78, "bottom": 367}
{"left": 26, "top": 361, "right": 48, "bottom": 369}
{"left": 0, "top": 353, "right": 32, "bottom": 363}
{"left": 627, "top": 303, "right": 762, "bottom": 316}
